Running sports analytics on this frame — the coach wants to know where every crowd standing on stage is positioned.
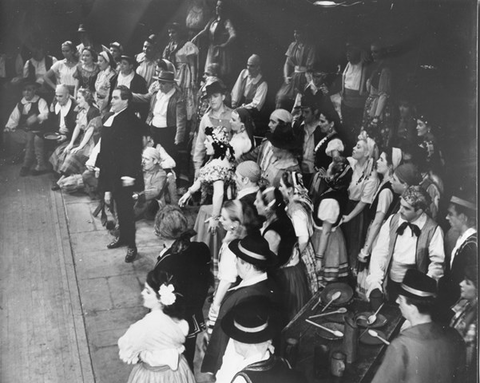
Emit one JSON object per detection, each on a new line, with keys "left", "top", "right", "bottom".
{"left": 1, "top": 2, "right": 476, "bottom": 382}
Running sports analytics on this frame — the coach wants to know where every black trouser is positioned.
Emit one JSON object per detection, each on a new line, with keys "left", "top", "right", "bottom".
{"left": 150, "top": 126, "right": 177, "bottom": 163}
{"left": 113, "top": 186, "right": 136, "bottom": 247}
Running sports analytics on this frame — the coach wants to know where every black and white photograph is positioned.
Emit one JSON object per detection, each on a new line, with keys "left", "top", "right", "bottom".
{"left": 0, "top": 0, "right": 477, "bottom": 382}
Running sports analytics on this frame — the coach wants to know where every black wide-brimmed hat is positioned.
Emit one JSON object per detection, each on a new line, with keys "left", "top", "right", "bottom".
{"left": 266, "top": 122, "right": 298, "bottom": 151}
{"left": 204, "top": 78, "right": 227, "bottom": 95}
{"left": 119, "top": 54, "right": 137, "bottom": 66}
{"left": 399, "top": 269, "right": 437, "bottom": 300}
{"left": 221, "top": 296, "right": 278, "bottom": 344}
{"left": 228, "top": 234, "right": 277, "bottom": 267}
{"left": 20, "top": 78, "right": 40, "bottom": 89}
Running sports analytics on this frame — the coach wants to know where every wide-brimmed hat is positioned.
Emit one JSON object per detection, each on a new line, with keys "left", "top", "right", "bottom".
{"left": 228, "top": 234, "right": 277, "bottom": 267}
{"left": 154, "top": 70, "right": 175, "bottom": 83}
{"left": 20, "top": 78, "right": 40, "bottom": 89}
{"left": 205, "top": 79, "right": 227, "bottom": 95}
{"left": 398, "top": 269, "right": 437, "bottom": 300}
{"left": 266, "top": 122, "right": 297, "bottom": 151}
{"left": 221, "top": 296, "right": 278, "bottom": 344}
{"left": 77, "top": 23, "right": 87, "bottom": 33}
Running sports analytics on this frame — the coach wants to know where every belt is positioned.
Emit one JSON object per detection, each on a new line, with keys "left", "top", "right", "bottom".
{"left": 294, "top": 66, "right": 307, "bottom": 73}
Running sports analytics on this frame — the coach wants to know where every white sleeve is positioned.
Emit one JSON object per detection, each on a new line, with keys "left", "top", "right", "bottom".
{"left": 245, "top": 81, "right": 268, "bottom": 111}
{"left": 38, "top": 98, "right": 50, "bottom": 123}
{"left": 427, "top": 226, "right": 445, "bottom": 281}
{"left": 5, "top": 105, "right": 20, "bottom": 130}
{"left": 156, "top": 144, "right": 176, "bottom": 169}
{"left": 366, "top": 215, "right": 393, "bottom": 296}
{"left": 317, "top": 199, "right": 340, "bottom": 224}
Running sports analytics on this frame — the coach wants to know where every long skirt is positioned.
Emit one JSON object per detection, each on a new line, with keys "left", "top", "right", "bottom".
{"left": 299, "top": 242, "right": 319, "bottom": 295}
{"left": 311, "top": 227, "right": 349, "bottom": 283}
{"left": 127, "top": 356, "right": 195, "bottom": 383}
{"left": 275, "top": 262, "right": 312, "bottom": 321}
{"left": 342, "top": 200, "right": 369, "bottom": 272}
{"left": 192, "top": 204, "right": 226, "bottom": 280}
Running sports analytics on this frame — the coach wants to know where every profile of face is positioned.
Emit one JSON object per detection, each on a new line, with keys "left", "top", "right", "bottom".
{"left": 55, "top": 87, "right": 70, "bottom": 106}
{"left": 216, "top": 1, "right": 223, "bottom": 16}
{"left": 141, "top": 282, "right": 160, "bottom": 310}
{"left": 399, "top": 198, "right": 421, "bottom": 222}
{"left": 318, "top": 113, "right": 333, "bottom": 134}
{"left": 376, "top": 152, "right": 390, "bottom": 176}
{"left": 143, "top": 41, "right": 154, "bottom": 57}
{"left": 219, "top": 207, "right": 235, "bottom": 231}
{"left": 391, "top": 173, "right": 407, "bottom": 195}
{"left": 352, "top": 140, "right": 368, "bottom": 160}
{"left": 97, "top": 55, "right": 109, "bottom": 71}
{"left": 82, "top": 49, "right": 93, "bottom": 65}
{"left": 22, "top": 85, "right": 37, "bottom": 101}
{"left": 460, "top": 278, "right": 477, "bottom": 302}
{"left": 76, "top": 93, "right": 87, "bottom": 109}
{"left": 142, "top": 155, "right": 157, "bottom": 171}
{"left": 445, "top": 204, "right": 464, "bottom": 233}
{"left": 235, "top": 170, "right": 245, "bottom": 191}
{"left": 110, "top": 46, "right": 121, "bottom": 60}
{"left": 293, "top": 30, "right": 304, "bottom": 43}
{"left": 32, "top": 47, "right": 45, "bottom": 61}
{"left": 395, "top": 294, "right": 410, "bottom": 319}
{"left": 168, "top": 29, "right": 178, "bottom": 43}
{"left": 302, "top": 107, "right": 315, "bottom": 124}
{"left": 346, "top": 46, "right": 361, "bottom": 64}
{"left": 268, "top": 115, "right": 280, "bottom": 133}
{"left": 110, "top": 89, "right": 128, "bottom": 113}
{"left": 254, "top": 191, "right": 268, "bottom": 217}
{"left": 230, "top": 111, "right": 243, "bottom": 132}
{"left": 416, "top": 120, "right": 429, "bottom": 137}
{"left": 278, "top": 178, "right": 292, "bottom": 201}
{"left": 235, "top": 257, "right": 249, "bottom": 279}
{"left": 61, "top": 44, "right": 74, "bottom": 60}
{"left": 204, "top": 136, "right": 215, "bottom": 156}
{"left": 119, "top": 59, "right": 134, "bottom": 75}
{"left": 208, "top": 92, "right": 225, "bottom": 111}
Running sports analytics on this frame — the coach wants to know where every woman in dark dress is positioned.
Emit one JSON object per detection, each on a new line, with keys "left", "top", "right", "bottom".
{"left": 153, "top": 205, "right": 214, "bottom": 369}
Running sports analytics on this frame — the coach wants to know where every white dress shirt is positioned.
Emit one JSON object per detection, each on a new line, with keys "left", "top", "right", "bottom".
{"left": 151, "top": 87, "right": 175, "bottom": 128}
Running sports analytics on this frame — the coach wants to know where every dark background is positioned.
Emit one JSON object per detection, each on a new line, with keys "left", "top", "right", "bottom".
{"left": 1, "top": 0, "right": 477, "bottom": 188}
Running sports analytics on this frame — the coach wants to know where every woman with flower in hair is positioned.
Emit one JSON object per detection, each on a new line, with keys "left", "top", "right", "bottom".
{"left": 341, "top": 131, "right": 379, "bottom": 272}
{"left": 312, "top": 156, "right": 352, "bottom": 284}
{"left": 153, "top": 206, "right": 213, "bottom": 369}
{"left": 254, "top": 185, "right": 310, "bottom": 320}
{"left": 179, "top": 125, "right": 235, "bottom": 271}
{"left": 118, "top": 269, "right": 195, "bottom": 383}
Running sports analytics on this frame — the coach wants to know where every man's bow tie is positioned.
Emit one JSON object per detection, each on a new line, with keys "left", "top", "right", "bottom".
{"left": 396, "top": 221, "right": 421, "bottom": 237}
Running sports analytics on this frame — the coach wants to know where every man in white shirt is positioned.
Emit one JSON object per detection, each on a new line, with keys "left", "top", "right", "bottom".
{"left": 4, "top": 79, "right": 49, "bottom": 176}
{"left": 367, "top": 185, "right": 445, "bottom": 305}
{"left": 23, "top": 43, "right": 57, "bottom": 101}
{"left": 135, "top": 34, "right": 158, "bottom": 88}
{"left": 231, "top": 54, "right": 268, "bottom": 113}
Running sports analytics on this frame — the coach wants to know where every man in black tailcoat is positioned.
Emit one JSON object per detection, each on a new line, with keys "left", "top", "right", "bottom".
{"left": 96, "top": 85, "right": 146, "bottom": 262}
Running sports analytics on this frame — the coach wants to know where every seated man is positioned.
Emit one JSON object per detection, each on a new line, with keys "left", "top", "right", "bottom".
{"left": 367, "top": 185, "right": 445, "bottom": 305}
{"left": 4, "top": 79, "right": 49, "bottom": 176}
{"left": 371, "top": 269, "right": 465, "bottom": 383}
{"left": 220, "top": 296, "right": 306, "bottom": 383}
{"left": 133, "top": 145, "right": 177, "bottom": 220}
{"left": 231, "top": 54, "right": 268, "bottom": 115}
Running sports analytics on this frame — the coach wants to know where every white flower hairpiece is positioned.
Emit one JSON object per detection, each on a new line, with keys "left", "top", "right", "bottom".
{"left": 159, "top": 283, "right": 176, "bottom": 306}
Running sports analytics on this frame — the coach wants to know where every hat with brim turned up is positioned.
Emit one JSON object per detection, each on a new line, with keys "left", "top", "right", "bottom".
{"left": 228, "top": 234, "right": 277, "bottom": 268}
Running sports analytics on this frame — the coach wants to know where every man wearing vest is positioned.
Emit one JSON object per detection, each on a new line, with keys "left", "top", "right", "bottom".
{"left": 4, "top": 79, "right": 49, "bottom": 176}
{"left": 220, "top": 296, "right": 306, "bottom": 383}
{"left": 146, "top": 70, "right": 187, "bottom": 166}
{"left": 23, "top": 43, "right": 57, "bottom": 102}
{"left": 231, "top": 54, "right": 268, "bottom": 114}
{"left": 367, "top": 185, "right": 445, "bottom": 304}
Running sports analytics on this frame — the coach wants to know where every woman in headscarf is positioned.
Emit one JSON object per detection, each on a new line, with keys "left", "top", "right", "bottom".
{"left": 341, "top": 131, "right": 379, "bottom": 272}
{"left": 229, "top": 107, "right": 255, "bottom": 160}
{"left": 94, "top": 50, "right": 116, "bottom": 116}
